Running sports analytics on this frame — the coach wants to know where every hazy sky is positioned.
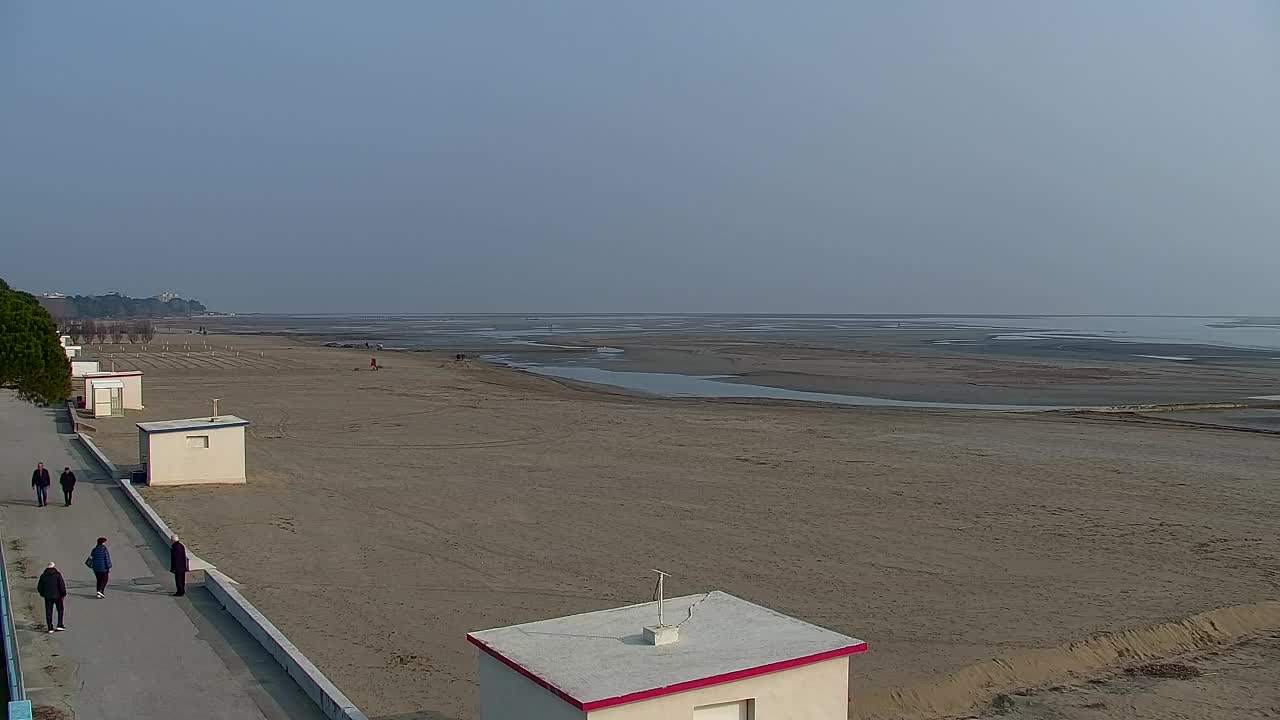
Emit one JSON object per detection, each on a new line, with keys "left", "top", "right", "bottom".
{"left": 3, "top": 2, "right": 1278, "bottom": 314}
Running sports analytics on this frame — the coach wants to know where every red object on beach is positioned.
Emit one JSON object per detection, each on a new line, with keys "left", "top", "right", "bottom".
{"left": 370, "top": 358, "right": 377, "bottom": 369}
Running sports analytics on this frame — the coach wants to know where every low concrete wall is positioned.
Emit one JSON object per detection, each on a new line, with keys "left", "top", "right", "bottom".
{"left": 111, "top": 479, "right": 214, "bottom": 581}
{"left": 75, "top": 437, "right": 368, "bottom": 720}
{"left": 1, "top": 529, "right": 28, "bottom": 718}
{"left": 114, "top": 478, "right": 174, "bottom": 543}
{"left": 206, "top": 574, "right": 368, "bottom": 720}
{"left": 76, "top": 432, "right": 121, "bottom": 480}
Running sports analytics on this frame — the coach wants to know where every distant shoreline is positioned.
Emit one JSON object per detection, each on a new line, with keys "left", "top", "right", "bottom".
{"left": 173, "top": 315, "right": 1280, "bottom": 409}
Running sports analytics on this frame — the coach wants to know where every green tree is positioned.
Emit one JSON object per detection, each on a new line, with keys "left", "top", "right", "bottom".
{"left": 0, "top": 277, "right": 73, "bottom": 404}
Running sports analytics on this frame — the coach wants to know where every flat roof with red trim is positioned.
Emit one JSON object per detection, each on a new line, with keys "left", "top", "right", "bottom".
{"left": 467, "top": 591, "right": 866, "bottom": 711}
{"left": 83, "top": 370, "right": 144, "bottom": 377}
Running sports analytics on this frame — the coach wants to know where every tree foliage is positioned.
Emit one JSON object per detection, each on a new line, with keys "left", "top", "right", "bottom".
{"left": 59, "top": 318, "right": 158, "bottom": 346}
{"left": 0, "top": 277, "right": 72, "bottom": 404}
{"left": 58, "top": 292, "right": 207, "bottom": 318}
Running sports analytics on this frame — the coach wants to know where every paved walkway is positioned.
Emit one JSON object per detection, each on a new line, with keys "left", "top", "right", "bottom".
{"left": 0, "top": 393, "right": 326, "bottom": 720}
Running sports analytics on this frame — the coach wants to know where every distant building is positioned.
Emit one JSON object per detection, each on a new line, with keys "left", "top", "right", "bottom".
{"left": 156, "top": 292, "right": 180, "bottom": 302}
{"left": 468, "top": 591, "right": 866, "bottom": 720}
{"left": 137, "top": 415, "right": 249, "bottom": 486}
{"left": 37, "top": 294, "right": 73, "bottom": 319}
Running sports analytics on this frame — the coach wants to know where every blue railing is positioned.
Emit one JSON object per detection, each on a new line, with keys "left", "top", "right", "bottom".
{"left": 0, "top": 528, "right": 27, "bottom": 712}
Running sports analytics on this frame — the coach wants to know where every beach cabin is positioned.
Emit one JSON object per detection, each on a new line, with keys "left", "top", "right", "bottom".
{"left": 83, "top": 371, "right": 144, "bottom": 417}
{"left": 137, "top": 416, "right": 249, "bottom": 486}
{"left": 468, "top": 591, "right": 866, "bottom": 720}
{"left": 59, "top": 335, "right": 81, "bottom": 359}
{"left": 87, "top": 378, "right": 125, "bottom": 417}
{"left": 71, "top": 360, "right": 101, "bottom": 378}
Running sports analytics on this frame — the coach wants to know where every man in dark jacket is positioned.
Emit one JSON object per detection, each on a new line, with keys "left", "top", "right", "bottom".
{"left": 31, "top": 463, "right": 51, "bottom": 507}
{"left": 59, "top": 467, "right": 77, "bottom": 506}
{"left": 170, "top": 535, "right": 189, "bottom": 597}
{"left": 89, "top": 537, "right": 112, "bottom": 598}
{"left": 37, "top": 562, "right": 67, "bottom": 633}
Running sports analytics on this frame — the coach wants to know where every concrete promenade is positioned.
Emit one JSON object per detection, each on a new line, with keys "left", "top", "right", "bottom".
{"left": 0, "top": 393, "right": 326, "bottom": 720}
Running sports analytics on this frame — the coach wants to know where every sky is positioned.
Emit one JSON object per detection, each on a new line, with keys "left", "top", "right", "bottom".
{"left": 2, "top": 2, "right": 1278, "bottom": 315}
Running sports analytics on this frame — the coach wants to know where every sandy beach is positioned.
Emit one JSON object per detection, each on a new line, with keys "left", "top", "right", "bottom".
{"left": 84, "top": 332, "right": 1280, "bottom": 720}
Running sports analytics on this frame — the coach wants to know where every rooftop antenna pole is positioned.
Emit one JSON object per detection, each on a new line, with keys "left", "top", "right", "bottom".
{"left": 643, "top": 569, "right": 679, "bottom": 646}
{"left": 652, "top": 569, "right": 671, "bottom": 627}
{"left": 212, "top": 398, "right": 220, "bottom": 419}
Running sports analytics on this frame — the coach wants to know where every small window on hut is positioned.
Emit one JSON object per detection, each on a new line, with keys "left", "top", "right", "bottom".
{"left": 186, "top": 435, "right": 210, "bottom": 449}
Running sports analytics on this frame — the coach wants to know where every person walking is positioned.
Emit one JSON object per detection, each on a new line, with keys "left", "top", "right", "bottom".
{"left": 170, "top": 534, "right": 189, "bottom": 597}
{"left": 87, "top": 537, "right": 112, "bottom": 598}
{"left": 37, "top": 562, "right": 67, "bottom": 633}
{"left": 59, "top": 466, "right": 77, "bottom": 507}
{"left": 31, "top": 462, "right": 51, "bottom": 507}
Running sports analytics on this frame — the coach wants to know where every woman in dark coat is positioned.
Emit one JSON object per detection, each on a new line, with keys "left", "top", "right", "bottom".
{"left": 89, "top": 537, "right": 112, "bottom": 598}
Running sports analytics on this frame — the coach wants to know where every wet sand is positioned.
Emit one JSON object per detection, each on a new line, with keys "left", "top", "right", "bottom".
{"left": 84, "top": 333, "right": 1280, "bottom": 720}
{"left": 556, "top": 335, "right": 1280, "bottom": 406}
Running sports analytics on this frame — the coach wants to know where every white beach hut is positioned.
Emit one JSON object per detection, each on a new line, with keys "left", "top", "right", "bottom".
{"left": 86, "top": 378, "right": 124, "bottom": 417}
{"left": 83, "top": 371, "right": 143, "bottom": 416}
{"left": 71, "top": 360, "right": 101, "bottom": 378}
{"left": 59, "top": 335, "right": 81, "bottom": 359}
{"left": 468, "top": 591, "right": 866, "bottom": 720}
{"left": 136, "top": 416, "right": 249, "bottom": 486}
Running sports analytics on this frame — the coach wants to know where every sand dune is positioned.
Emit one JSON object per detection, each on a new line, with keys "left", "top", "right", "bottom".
{"left": 858, "top": 600, "right": 1280, "bottom": 718}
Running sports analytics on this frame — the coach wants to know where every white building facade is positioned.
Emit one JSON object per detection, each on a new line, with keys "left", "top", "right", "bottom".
{"left": 137, "top": 416, "right": 249, "bottom": 486}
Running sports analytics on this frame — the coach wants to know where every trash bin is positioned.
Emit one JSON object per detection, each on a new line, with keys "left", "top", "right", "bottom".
{"left": 76, "top": 395, "right": 85, "bottom": 409}
{"left": 130, "top": 469, "right": 148, "bottom": 485}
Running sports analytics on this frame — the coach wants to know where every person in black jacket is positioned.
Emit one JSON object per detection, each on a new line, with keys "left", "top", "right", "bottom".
{"left": 37, "top": 563, "right": 67, "bottom": 633}
{"left": 59, "top": 467, "right": 77, "bottom": 506}
{"left": 31, "top": 463, "right": 51, "bottom": 507}
{"left": 170, "top": 535, "right": 189, "bottom": 597}
{"left": 89, "top": 537, "right": 112, "bottom": 598}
